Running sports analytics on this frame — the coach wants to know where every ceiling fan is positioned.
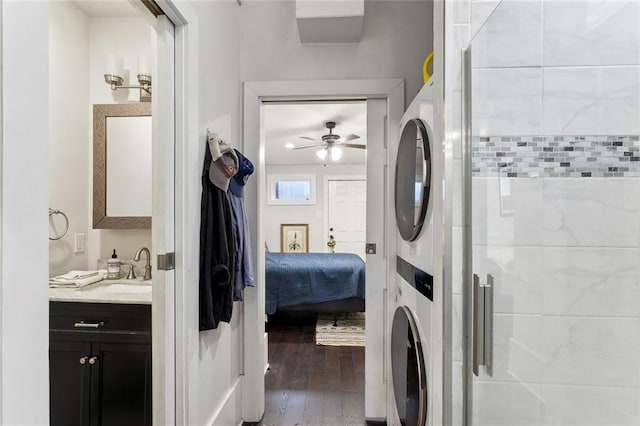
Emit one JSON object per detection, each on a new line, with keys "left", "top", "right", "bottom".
{"left": 290, "top": 121, "right": 365, "bottom": 161}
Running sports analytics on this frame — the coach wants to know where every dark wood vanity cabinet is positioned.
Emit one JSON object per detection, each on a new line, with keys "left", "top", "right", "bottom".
{"left": 49, "top": 302, "right": 152, "bottom": 426}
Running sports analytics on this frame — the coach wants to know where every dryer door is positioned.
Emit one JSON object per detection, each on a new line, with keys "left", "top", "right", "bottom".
{"left": 394, "top": 119, "right": 432, "bottom": 242}
{"left": 391, "top": 306, "right": 427, "bottom": 426}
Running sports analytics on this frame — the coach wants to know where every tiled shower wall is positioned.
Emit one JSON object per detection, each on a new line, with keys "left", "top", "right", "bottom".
{"left": 473, "top": 135, "right": 640, "bottom": 178}
{"left": 446, "top": 0, "right": 640, "bottom": 425}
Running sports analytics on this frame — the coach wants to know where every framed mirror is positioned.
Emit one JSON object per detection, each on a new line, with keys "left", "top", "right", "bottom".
{"left": 395, "top": 118, "right": 431, "bottom": 241}
{"left": 93, "top": 103, "right": 152, "bottom": 229}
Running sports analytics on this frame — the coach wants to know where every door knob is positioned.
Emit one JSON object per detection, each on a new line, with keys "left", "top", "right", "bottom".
{"left": 88, "top": 356, "right": 98, "bottom": 365}
{"left": 79, "top": 356, "right": 89, "bottom": 365}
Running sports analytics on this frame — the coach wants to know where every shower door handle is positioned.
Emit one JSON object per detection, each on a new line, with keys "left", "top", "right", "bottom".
{"left": 472, "top": 274, "right": 484, "bottom": 376}
{"left": 473, "top": 273, "right": 494, "bottom": 377}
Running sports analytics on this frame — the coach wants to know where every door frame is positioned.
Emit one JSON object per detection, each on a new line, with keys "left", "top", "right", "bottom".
{"left": 133, "top": 1, "right": 188, "bottom": 424}
{"left": 242, "top": 79, "right": 404, "bottom": 422}
{"left": 150, "top": 13, "right": 177, "bottom": 426}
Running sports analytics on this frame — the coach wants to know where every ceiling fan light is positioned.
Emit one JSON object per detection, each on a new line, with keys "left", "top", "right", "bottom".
{"left": 285, "top": 143, "right": 294, "bottom": 149}
{"left": 331, "top": 146, "right": 342, "bottom": 161}
{"left": 316, "top": 148, "right": 328, "bottom": 160}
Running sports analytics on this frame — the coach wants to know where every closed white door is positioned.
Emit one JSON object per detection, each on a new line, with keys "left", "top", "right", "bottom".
{"left": 328, "top": 179, "right": 367, "bottom": 259}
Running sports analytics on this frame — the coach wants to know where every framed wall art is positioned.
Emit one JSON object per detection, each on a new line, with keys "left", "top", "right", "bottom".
{"left": 280, "top": 224, "right": 309, "bottom": 253}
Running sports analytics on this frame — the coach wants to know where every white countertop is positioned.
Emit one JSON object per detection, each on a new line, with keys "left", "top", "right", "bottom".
{"left": 49, "top": 278, "right": 152, "bottom": 305}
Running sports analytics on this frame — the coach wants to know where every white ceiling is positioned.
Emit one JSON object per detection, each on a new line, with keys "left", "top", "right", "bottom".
{"left": 264, "top": 101, "right": 367, "bottom": 166}
{"left": 71, "top": 0, "right": 142, "bottom": 18}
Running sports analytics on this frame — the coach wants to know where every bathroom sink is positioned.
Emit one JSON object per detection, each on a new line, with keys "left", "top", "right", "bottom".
{"left": 100, "top": 282, "right": 151, "bottom": 293}
{"left": 51, "top": 278, "right": 152, "bottom": 304}
{"left": 79, "top": 279, "right": 152, "bottom": 293}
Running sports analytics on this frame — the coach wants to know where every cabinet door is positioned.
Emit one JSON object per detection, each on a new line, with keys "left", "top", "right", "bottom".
{"left": 50, "top": 339, "right": 92, "bottom": 426}
{"left": 90, "top": 341, "right": 152, "bottom": 426}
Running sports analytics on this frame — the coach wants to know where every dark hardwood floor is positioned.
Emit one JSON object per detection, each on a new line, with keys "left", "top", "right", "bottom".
{"left": 253, "top": 312, "right": 366, "bottom": 426}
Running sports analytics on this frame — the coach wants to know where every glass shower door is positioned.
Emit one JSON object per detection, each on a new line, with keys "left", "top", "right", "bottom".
{"left": 465, "top": 1, "right": 640, "bottom": 425}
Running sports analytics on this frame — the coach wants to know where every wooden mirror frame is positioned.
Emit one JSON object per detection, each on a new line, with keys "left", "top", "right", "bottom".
{"left": 93, "top": 103, "right": 152, "bottom": 229}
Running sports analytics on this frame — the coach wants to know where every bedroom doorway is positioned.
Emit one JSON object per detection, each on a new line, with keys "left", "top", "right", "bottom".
{"left": 242, "top": 79, "right": 404, "bottom": 423}
{"left": 261, "top": 101, "right": 368, "bottom": 424}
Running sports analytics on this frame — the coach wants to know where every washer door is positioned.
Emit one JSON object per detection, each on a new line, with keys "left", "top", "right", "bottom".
{"left": 391, "top": 306, "right": 428, "bottom": 426}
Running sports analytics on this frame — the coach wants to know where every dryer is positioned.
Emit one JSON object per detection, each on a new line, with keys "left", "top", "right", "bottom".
{"left": 389, "top": 78, "right": 443, "bottom": 426}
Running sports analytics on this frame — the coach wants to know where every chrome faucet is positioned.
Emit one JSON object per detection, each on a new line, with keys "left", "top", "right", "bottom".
{"left": 134, "top": 247, "right": 152, "bottom": 280}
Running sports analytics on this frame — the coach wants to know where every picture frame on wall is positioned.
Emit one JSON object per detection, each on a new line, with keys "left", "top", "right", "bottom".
{"left": 280, "top": 224, "right": 309, "bottom": 253}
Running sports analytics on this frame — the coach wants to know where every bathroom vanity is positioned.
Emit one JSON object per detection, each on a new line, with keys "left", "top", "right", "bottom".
{"left": 49, "top": 281, "right": 152, "bottom": 426}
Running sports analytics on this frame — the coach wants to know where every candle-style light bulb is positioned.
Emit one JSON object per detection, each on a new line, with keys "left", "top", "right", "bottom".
{"left": 138, "top": 54, "right": 151, "bottom": 76}
{"left": 105, "top": 54, "right": 123, "bottom": 77}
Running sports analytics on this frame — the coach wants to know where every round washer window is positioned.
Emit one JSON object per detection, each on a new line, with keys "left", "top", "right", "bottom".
{"left": 391, "top": 306, "right": 428, "bottom": 426}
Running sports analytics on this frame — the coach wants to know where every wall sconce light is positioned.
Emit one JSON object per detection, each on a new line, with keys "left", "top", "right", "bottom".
{"left": 104, "top": 54, "right": 152, "bottom": 102}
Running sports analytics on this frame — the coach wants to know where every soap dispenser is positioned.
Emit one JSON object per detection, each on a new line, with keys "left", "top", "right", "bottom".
{"left": 107, "top": 249, "right": 121, "bottom": 279}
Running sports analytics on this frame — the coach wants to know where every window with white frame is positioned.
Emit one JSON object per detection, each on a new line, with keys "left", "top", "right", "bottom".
{"left": 268, "top": 174, "right": 316, "bottom": 205}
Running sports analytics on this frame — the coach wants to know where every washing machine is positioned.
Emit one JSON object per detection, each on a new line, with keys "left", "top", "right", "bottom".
{"left": 389, "top": 78, "right": 443, "bottom": 426}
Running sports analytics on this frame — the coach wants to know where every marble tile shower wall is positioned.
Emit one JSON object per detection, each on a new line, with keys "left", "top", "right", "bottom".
{"left": 447, "top": 0, "right": 640, "bottom": 425}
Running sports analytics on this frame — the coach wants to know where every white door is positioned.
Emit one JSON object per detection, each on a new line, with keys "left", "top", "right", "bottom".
{"left": 328, "top": 179, "right": 367, "bottom": 259}
{"left": 151, "top": 15, "right": 176, "bottom": 425}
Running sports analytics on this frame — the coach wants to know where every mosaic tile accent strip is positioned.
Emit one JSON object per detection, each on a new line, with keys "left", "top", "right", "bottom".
{"left": 472, "top": 136, "right": 640, "bottom": 177}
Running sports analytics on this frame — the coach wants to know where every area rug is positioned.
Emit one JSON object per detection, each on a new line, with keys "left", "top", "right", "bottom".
{"left": 315, "top": 312, "right": 365, "bottom": 347}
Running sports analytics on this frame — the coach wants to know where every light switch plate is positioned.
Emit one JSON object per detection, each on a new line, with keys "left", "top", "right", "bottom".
{"left": 74, "top": 233, "right": 86, "bottom": 254}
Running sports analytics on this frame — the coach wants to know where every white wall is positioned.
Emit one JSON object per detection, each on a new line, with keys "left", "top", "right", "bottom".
{"left": 239, "top": 0, "right": 433, "bottom": 108}
{"left": 1, "top": 1, "right": 50, "bottom": 424}
{"left": 264, "top": 164, "right": 366, "bottom": 253}
{"left": 195, "top": 2, "right": 244, "bottom": 419}
{"left": 49, "top": 1, "right": 90, "bottom": 277}
{"left": 168, "top": 1, "right": 245, "bottom": 424}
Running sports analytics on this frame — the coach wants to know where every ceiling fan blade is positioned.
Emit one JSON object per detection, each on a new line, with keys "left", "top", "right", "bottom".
{"left": 343, "top": 143, "right": 367, "bottom": 149}
{"left": 340, "top": 134, "right": 360, "bottom": 143}
{"left": 299, "top": 136, "right": 319, "bottom": 141}
{"left": 292, "top": 144, "right": 324, "bottom": 150}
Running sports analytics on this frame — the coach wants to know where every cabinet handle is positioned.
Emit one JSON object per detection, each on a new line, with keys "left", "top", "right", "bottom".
{"left": 88, "top": 356, "right": 98, "bottom": 365}
{"left": 74, "top": 321, "right": 105, "bottom": 329}
{"left": 79, "top": 356, "right": 89, "bottom": 365}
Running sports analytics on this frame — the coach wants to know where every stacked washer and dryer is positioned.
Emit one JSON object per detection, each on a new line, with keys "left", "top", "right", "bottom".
{"left": 389, "top": 78, "right": 443, "bottom": 426}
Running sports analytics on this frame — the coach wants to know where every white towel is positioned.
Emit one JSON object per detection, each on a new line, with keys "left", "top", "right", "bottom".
{"left": 49, "top": 270, "right": 107, "bottom": 288}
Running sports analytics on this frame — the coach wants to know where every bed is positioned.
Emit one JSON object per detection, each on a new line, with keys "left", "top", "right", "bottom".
{"left": 265, "top": 252, "right": 365, "bottom": 316}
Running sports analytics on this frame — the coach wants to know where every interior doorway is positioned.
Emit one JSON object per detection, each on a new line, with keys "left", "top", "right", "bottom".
{"left": 260, "top": 100, "right": 368, "bottom": 423}
{"left": 46, "top": 1, "right": 179, "bottom": 424}
{"left": 242, "top": 79, "right": 403, "bottom": 423}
